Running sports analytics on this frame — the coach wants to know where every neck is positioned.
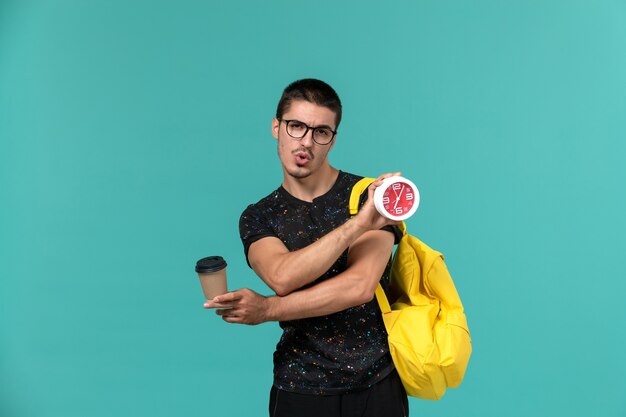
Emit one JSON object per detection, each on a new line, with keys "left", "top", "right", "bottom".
{"left": 282, "top": 164, "right": 339, "bottom": 202}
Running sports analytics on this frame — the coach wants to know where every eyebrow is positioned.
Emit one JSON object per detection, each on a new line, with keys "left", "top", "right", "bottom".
{"left": 293, "top": 119, "right": 334, "bottom": 130}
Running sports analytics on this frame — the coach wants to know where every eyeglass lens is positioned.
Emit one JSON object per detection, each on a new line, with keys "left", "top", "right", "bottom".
{"left": 286, "top": 120, "right": 334, "bottom": 144}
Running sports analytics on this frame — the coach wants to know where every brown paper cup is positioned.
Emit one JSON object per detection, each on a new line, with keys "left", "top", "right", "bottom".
{"left": 196, "top": 256, "right": 228, "bottom": 300}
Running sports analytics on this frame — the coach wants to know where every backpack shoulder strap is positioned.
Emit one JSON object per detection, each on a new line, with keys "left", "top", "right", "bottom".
{"left": 349, "top": 176, "right": 409, "bottom": 313}
{"left": 349, "top": 177, "right": 376, "bottom": 216}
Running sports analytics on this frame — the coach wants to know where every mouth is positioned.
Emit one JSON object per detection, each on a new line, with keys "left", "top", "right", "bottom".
{"left": 293, "top": 150, "right": 312, "bottom": 166}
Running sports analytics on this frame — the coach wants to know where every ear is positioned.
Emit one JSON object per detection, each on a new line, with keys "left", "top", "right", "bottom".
{"left": 271, "top": 118, "right": 280, "bottom": 140}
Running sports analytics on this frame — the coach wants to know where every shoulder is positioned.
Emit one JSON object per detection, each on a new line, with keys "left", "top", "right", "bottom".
{"left": 241, "top": 185, "right": 285, "bottom": 214}
{"left": 240, "top": 187, "right": 281, "bottom": 224}
{"left": 333, "top": 171, "right": 366, "bottom": 199}
{"left": 339, "top": 171, "right": 364, "bottom": 187}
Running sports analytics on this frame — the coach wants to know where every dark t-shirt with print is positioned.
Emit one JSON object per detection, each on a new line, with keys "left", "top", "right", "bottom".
{"left": 239, "top": 171, "right": 401, "bottom": 395}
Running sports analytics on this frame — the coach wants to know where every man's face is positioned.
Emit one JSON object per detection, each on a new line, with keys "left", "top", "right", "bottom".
{"left": 272, "top": 100, "right": 337, "bottom": 180}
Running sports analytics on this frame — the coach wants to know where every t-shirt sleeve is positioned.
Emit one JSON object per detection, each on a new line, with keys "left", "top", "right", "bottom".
{"left": 239, "top": 203, "right": 277, "bottom": 267}
{"left": 382, "top": 224, "right": 404, "bottom": 244}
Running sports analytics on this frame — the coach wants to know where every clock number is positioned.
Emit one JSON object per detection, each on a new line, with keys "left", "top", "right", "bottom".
{"left": 406, "top": 193, "right": 413, "bottom": 201}
{"left": 382, "top": 196, "right": 390, "bottom": 204}
{"left": 392, "top": 183, "right": 402, "bottom": 190}
{"left": 395, "top": 208, "right": 403, "bottom": 215}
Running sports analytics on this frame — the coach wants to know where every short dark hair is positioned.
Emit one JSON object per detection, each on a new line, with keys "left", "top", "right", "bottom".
{"left": 276, "top": 79, "right": 343, "bottom": 128}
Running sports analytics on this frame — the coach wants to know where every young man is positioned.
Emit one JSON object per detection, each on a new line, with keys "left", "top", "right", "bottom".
{"left": 206, "top": 79, "right": 409, "bottom": 417}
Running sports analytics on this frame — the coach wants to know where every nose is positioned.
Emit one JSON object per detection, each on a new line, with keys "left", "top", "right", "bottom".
{"left": 300, "top": 128, "right": 315, "bottom": 147}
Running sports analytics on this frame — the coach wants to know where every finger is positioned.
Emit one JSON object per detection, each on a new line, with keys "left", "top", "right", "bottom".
{"left": 376, "top": 171, "right": 401, "bottom": 180}
{"left": 215, "top": 308, "right": 236, "bottom": 316}
{"left": 371, "top": 172, "right": 401, "bottom": 188}
{"left": 385, "top": 171, "right": 401, "bottom": 179}
{"left": 222, "top": 313, "right": 243, "bottom": 323}
{"left": 204, "top": 300, "right": 234, "bottom": 309}
{"left": 212, "top": 291, "right": 243, "bottom": 303}
{"left": 211, "top": 294, "right": 233, "bottom": 303}
{"left": 222, "top": 316, "right": 241, "bottom": 324}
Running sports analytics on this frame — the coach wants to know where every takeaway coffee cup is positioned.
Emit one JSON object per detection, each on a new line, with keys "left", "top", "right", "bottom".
{"left": 195, "top": 256, "right": 228, "bottom": 300}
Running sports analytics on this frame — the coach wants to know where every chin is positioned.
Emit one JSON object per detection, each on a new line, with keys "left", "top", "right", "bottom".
{"left": 286, "top": 165, "right": 312, "bottom": 179}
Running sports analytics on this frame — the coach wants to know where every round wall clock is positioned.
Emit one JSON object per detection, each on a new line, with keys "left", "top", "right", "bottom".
{"left": 373, "top": 176, "right": 420, "bottom": 221}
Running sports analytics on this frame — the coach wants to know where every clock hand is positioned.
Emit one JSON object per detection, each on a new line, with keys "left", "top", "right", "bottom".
{"left": 393, "top": 185, "right": 405, "bottom": 210}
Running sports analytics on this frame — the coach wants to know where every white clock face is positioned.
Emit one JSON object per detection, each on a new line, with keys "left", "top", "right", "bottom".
{"left": 374, "top": 176, "right": 420, "bottom": 221}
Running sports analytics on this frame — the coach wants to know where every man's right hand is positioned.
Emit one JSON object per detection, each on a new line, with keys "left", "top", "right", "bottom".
{"left": 352, "top": 172, "right": 403, "bottom": 232}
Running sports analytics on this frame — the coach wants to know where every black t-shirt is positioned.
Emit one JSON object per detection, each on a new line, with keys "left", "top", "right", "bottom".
{"left": 239, "top": 171, "right": 401, "bottom": 394}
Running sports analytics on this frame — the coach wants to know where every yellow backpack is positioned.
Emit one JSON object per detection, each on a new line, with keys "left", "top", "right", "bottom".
{"left": 349, "top": 178, "right": 472, "bottom": 400}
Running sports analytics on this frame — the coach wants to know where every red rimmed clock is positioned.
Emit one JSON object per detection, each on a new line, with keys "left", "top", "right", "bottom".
{"left": 373, "top": 176, "right": 420, "bottom": 221}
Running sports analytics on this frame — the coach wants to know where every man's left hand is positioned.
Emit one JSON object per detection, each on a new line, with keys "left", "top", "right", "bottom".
{"left": 203, "top": 288, "right": 270, "bottom": 325}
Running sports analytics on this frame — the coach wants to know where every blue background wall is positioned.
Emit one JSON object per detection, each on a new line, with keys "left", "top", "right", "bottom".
{"left": 1, "top": 1, "right": 625, "bottom": 416}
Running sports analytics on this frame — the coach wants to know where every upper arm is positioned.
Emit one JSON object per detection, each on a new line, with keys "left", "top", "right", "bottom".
{"left": 345, "top": 229, "right": 395, "bottom": 301}
{"left": 247, "top": 236, "right": 291, "bottom": 293}
{"left": 240, "top": 203, "right": 289, "bottom": 294}
{"left": 240, "top": 203, "right": 277, "bottom": 266}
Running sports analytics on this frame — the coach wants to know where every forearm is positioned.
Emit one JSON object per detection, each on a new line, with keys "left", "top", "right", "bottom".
{"left": 265, "top": 230, "right": 394, "bottom": 321}
{"left": 265, "top": 270, "right": 371, "bottom": 321}
{"left": 253, "top": 217, "right": 369, "bottom": 295}
{"left": 210, "top": 231, "right": 395, "bottom": 325}
{"left": 207, "top": 279, "right": 370, "bottom": 325}
{"left": 249, "top": 173, "right": 400, "bottom": 297}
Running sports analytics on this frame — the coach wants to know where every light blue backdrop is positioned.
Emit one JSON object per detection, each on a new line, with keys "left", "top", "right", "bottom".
{"left": 1, "top": 1, "right": 625, "bottom": 416}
